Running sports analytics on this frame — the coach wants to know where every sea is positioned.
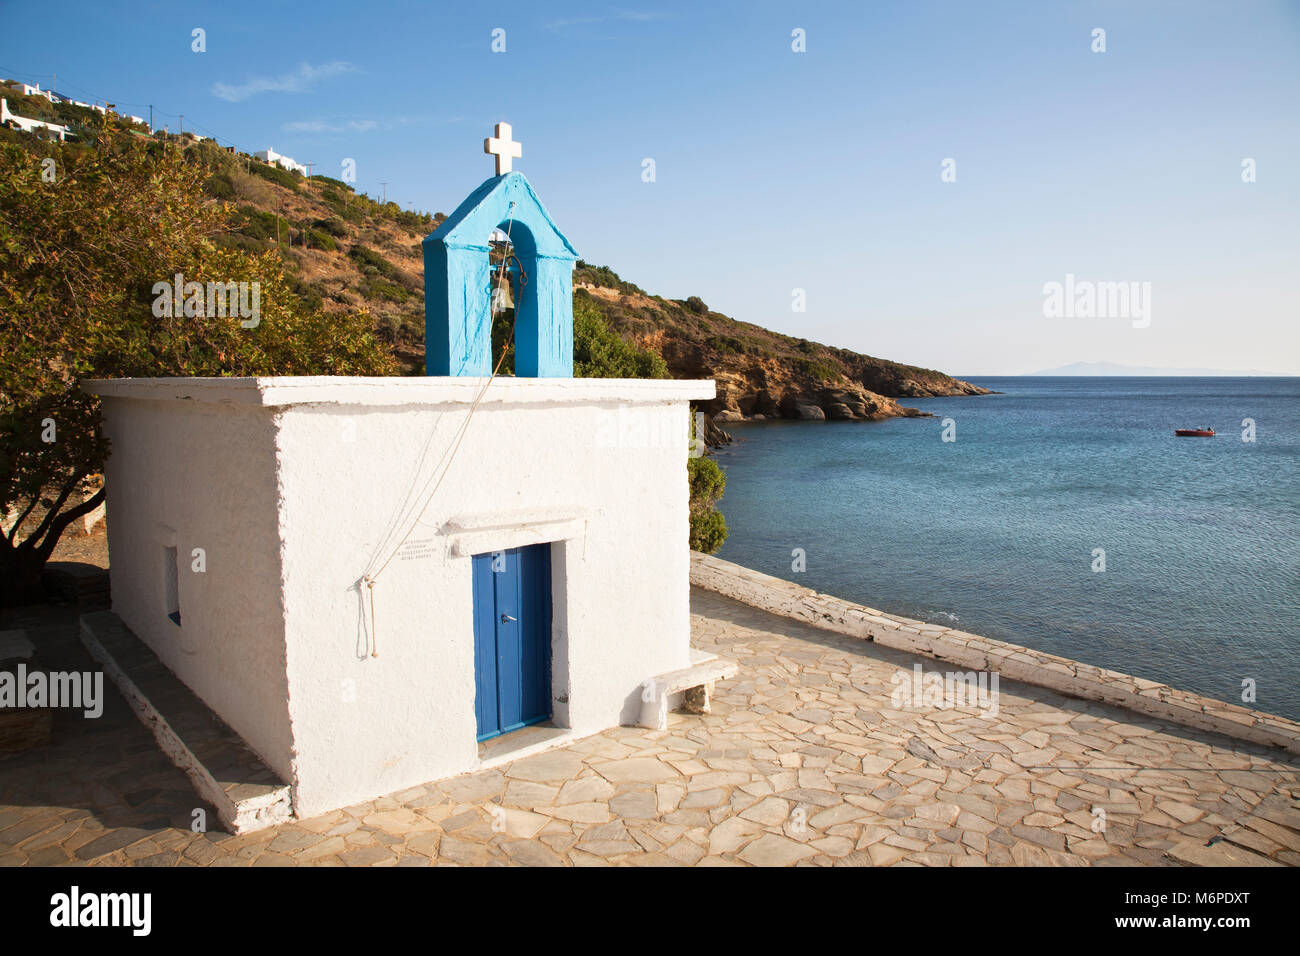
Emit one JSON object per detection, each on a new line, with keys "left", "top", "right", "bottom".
{"left": 713, "top": 377, "right": 1300, "bottom": 720}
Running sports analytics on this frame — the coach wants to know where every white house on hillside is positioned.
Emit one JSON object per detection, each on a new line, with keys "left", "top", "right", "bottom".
{"left": 253, "top": 147, "right": 307, "bottom": 176}
{"left": 1, "top": 98, "right": 69, "bottom": 141}
{"left": 16, "top": 82, "right": 55, "bottom": 102}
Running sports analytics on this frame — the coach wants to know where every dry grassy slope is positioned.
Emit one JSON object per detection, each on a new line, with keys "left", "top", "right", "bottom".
{"left": 214, "top": 164, "right": 434, "bottom": 367}
{"left": 227, "top": 165, "right": 987, "bottom": 417}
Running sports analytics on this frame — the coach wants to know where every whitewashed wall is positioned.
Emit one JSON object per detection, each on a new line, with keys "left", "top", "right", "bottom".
{"left": 89, "top": 377, "right": 713, "bottom": 818}
{"left": 94, "top": 395, "right": 294, "bottom": 784}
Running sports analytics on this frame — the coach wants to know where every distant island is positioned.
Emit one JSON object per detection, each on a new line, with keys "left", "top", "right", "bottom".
{"left": 1031, "top": 361, "right": 1290, "bottom": 377}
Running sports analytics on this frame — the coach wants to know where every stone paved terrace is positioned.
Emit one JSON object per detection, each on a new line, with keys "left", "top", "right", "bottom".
{"left": 1, "top": 590, "right": 1297, "bottom": 866}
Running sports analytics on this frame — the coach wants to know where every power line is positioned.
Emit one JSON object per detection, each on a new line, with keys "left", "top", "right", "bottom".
{"left": 4, "top": 67, "right": 436, "bottom": 217}
{"left": 0, "top": 66, "right": 264, "bottom": 159}
{"left": 0, "top": 66, "right": 141, "bottom": 111}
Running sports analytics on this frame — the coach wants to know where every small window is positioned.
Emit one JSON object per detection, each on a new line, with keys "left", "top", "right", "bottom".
{"left": 163, "top": 545, "right": 181, "bottom": 626}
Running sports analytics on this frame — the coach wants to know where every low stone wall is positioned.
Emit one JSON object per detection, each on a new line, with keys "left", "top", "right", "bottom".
{"left": 690, "top": 552, "right": 1300, "bottom": 756}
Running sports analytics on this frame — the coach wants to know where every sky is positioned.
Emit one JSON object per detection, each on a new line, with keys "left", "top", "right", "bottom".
{"left": 3, "top": 0, "right": 1298, "bottom": 375}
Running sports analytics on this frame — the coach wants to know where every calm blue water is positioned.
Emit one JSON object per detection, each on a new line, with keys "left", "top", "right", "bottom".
{"left": 715, "top": 377, "right": 1300, "bottom": 720}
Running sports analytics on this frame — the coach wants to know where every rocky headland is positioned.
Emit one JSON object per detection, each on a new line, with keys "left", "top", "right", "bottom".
{"left": 575, "top": 269, "right": 989, "bottom": 424}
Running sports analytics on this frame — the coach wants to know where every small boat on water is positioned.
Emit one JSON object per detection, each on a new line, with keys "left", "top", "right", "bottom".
{"left": 1174, "top": 426, "right": 1215, "bottom": 437}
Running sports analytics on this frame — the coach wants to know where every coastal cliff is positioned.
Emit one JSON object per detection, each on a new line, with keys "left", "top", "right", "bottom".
{"left": 575, "top": 265, "right": 988, "bottom": 423}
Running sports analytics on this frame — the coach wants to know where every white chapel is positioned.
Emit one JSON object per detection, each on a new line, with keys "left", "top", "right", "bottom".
{"left": 82, "top": 125, "right": 723, "bottom": 828}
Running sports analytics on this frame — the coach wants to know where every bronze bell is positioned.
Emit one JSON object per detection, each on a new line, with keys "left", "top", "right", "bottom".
{"left": 491, "top": 270, "right": 515, "bottom": 315}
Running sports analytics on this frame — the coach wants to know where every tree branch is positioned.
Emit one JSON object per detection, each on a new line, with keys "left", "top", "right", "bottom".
{"left": 34, "top": 485, "right": 105, "bottom": 565}
{"left": 6, "top": 494, "right": 41, "bottom": 544}
{"left": 20, "top": 473, "right": 80, "bottom": 552}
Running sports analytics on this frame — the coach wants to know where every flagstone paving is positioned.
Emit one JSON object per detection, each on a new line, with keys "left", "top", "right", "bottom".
{"left": 1, "top": 591, "right": 1298, "bottom": 866}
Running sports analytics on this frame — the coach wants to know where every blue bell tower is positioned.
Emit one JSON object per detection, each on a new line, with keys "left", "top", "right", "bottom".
{"left": 423, "top": 123, "right": 580, "bottom": 378}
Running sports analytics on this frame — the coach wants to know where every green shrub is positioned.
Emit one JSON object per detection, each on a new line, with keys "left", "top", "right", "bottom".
{"left": 313, "top": 216, "right": 348, "bottom": 238}
{"left": 687, "top": 453, "right": 728, "bottom": 554}
{"left": 234, "top": 206, "right": 281, "bottom": 241}
{"left": 573, "top": 301, "right": 668, "bottom": 379}
{"left": 348, "top": 244, "right": 402, "bottom": 280}
{"left": 212, "top": 234, "right": 269, "bottom": 254}
{"left": 796, "top": 357, "right": 842, "bottom": 382}
{"left": 288, "top": 276, "right": 325, "bottom": 311}
{"left": 320, "top": 187, "right": 364, "bottom": 223}
{"left": 248, "top": 160, "right": 300, "bottom": 191}
{"left": 302, "top": 228, "right": 337, "bottom": 251}
{"left": 392, "top": 208, "right": 435, "bottom": 231}
{"left": 573, "top": 260, "right": 644, "bottom": 295}
{"left": 707, "top": 334, "right": 746, "bottom": 356}
{"left": 688, "top": 506, "right": 728, "bottom": 554}
{"left": 359, "top": 278, "right": 411, "bottom": 303}
{"left": 309, "top": 174, "right": 353, "bottom": 192}
{"left": 205, "top": 171, "right": 235, "bottom": 199}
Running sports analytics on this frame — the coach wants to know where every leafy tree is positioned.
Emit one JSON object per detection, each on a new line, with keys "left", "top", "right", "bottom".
{"left": 0, "top": 142, "right": 393, "bottom": 605}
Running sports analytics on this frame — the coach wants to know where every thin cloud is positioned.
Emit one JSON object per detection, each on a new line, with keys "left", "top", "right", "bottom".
{"left": 544, "top": 9, "right": 667, "bottom": 33}
{"left": 212, "top": 61, "right": 358, "bottom": 102}
{"left": 282, "top": 115, "right": 466, "bottom": 135}
{"left": 284, "top": 119, "right": 379, "bottom": 133}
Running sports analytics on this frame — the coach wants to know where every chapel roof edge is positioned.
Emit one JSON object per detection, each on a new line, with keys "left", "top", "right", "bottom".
{"left": 425, "top": 171, "right": 579, "bottom": 260}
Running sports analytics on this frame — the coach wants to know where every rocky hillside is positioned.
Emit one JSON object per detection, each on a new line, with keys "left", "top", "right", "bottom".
{"left": 573, "top": 269, "right": 987, "bottom": 422}
{"left": 1, "top": 86, "right": 985, "bottom": 419}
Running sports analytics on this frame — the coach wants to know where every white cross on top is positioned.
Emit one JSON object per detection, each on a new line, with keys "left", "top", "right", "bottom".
{"left": 484, "top": 122, "right": 522, "bottom": 175}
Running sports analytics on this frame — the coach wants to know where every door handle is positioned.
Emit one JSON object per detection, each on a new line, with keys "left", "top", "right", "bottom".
{"left": 500, "top": 613, "right": 517, "bottom": 623}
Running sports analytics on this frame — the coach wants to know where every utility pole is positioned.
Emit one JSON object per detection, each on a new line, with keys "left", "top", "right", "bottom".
{"left": 179, "top": 114, "right": 183, "bottom": 138}
{"left": 305, "top": 160, "right": 314, "bottom": 180}
{"left": 149, "top": 104, "right": 152, "bottom": 133}
{"left": 380, "top": 181, "right": 388, "bottom": 204}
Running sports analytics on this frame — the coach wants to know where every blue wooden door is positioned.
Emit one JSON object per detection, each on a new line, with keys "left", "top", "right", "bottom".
{"left": 472, "top": 544, "right": 552, "bottom": 741}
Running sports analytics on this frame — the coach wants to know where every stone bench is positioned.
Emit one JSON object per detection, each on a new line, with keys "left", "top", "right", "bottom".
{"left": 637, "top": 655, "right": 738, "bottom": 731}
